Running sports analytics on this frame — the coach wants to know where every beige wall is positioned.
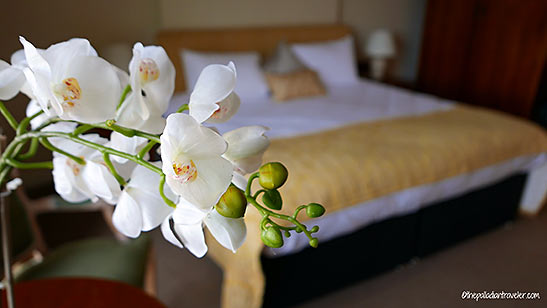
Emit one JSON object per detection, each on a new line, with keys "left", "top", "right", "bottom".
{"left": 343, "top": 0, "right": 427, "bottom": 82}
{"left": 160, "top": 0, "right": 339, "bottom": 29}
{"left": 159, "top": 0, "right": 426, "bottom": 82}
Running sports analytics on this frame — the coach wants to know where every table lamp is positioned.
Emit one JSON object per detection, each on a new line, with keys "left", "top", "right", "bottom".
{"left": 366, "top": 29, "right": 396, "bottom": 81}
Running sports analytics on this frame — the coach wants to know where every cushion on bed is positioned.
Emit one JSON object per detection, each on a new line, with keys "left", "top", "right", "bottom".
{"left": 181, "top": 49, "right": 269, "bottom": 98}
{"left": 291, "top": 36, "right": 359, "bottom": 86}
{"left": 263, "top": 41, "right": 306, "bottom": 74}
{"left": 265, "top": 69, "right": 326, "bottom": 101}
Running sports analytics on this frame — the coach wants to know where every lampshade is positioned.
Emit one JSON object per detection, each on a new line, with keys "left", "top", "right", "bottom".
{"left": 366, "top": 29, "right": 395, "bottom": 58}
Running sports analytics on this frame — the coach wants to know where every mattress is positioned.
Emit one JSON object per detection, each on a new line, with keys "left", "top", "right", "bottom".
{"left": 167, "top": 79, "right": 547, "bottom": 257}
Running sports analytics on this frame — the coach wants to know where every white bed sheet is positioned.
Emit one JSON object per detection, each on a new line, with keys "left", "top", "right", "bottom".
{"left": 166, "top": 80, "right": 455, "bottom": 137}
{"left": 167, "top": 79, "right": 547, "bottom": 257}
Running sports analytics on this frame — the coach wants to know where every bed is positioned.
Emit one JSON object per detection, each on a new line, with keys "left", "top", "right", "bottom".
{"left": 158, "top": 25, "right": 547, "bottom": 308}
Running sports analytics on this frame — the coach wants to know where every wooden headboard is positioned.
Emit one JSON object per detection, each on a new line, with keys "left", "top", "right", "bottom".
{"left": 157, "top": 24, "right": 352, "bottom": 92}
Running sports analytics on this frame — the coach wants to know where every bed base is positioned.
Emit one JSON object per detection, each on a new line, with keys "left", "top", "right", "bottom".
{"left": 261, "top": 174, "right": 527, "bottom": 307}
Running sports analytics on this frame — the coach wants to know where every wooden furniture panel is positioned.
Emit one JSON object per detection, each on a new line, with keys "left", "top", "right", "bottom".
{"left": 157, "top": 24, "right": 351, "bottom": 92}
{"left": 418, "top": 0, "right": 547, "bottom": 117}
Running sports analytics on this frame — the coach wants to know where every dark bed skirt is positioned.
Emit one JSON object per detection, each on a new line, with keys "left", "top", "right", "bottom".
{"left": 261, "top": 174, "right": 527, "bottom": 307}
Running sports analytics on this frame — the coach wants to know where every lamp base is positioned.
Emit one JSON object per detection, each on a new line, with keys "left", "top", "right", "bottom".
{"left": 370, "top": 58, "right": 387, "bottom": 81}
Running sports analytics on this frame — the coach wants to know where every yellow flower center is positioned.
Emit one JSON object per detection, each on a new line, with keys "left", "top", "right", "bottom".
{"left": 138, "top": 58, "right": 160, "bottom": 84}
{"left": 66, "top": 157, "right": 84, "bottom": 176}
{"left": 172, "top": 160, "right": 198, "bottom": 183}
{"left": 54, "top": 77, "right": 81, "bottom": 109}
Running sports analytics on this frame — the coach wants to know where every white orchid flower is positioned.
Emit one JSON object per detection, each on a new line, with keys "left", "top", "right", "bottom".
{"left": 160, "top": 113, "right": 233, "bottom": 210}
{"left": 222, "top": 126, "right": 270, "bottom": 189}
{"left": 116, "top": 43, "right": 175, "bottom": 134}
{"left": 0, "top": 49, "right": 35, "bottom": 100}
{"left": 108, "top": 132, "right": 149, "bottom": 179}
{"left": 188, "top": 62, "right": 240, "bottom": 124}
{"left": 51, "top": 133, "right": 121, "bottom": 204}
{"left": 0, "top": 59, "right": 26, "bottom": 100}
{"left": 25, "top": 99, "right": 52, "bottom": 130}
{"left": 161, "top": 198, "right": 246, "bottom": 258}
{"left": 20, "top": 37, "right": 121, "bottom": 123}
{"left": 112, "top": 163, "right": 177, "bottom": 238}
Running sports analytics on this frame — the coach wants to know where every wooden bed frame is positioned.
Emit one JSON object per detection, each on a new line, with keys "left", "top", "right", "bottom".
{"left": 157, "top": 24, "right": 351, "bottom": 93}
{"left": 156, "top": 25, "right": 532, "bottom": 307}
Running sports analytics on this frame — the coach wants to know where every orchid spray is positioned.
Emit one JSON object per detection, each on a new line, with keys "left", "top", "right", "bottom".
{"left": 0, "top": 37, "right": 324, "bottom": 258}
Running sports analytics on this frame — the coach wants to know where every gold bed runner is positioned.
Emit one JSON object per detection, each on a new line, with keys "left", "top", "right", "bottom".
{"left": 206, "top": 105, "right": 547, "bottom": 308}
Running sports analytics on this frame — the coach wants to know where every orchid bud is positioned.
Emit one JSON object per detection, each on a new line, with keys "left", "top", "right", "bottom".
{"left": 261, "top": 226, "right": 283, "bottom": 248}
{"left": 215, "top": 184, "right": 247, "bottom": 218}
{"left": 306, "top": 203, "right": 325, "bottom": 218}
{"left": 258, "top": 162, "right": 288, "bottom": 190}
{"left": 309, "top": 238, "right": 318, "bottom": 248}
{"left": 262, "top": 189, "right": 282, "bottom": 210}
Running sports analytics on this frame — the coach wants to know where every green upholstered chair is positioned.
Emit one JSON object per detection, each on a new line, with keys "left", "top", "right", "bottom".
{"left": 1, "top": 189, "right": 155, "bottom": 293}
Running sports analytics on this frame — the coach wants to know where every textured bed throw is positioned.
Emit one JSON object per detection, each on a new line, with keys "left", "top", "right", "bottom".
{"left": 205, "top": 105, "right": 547, "bottom": 308}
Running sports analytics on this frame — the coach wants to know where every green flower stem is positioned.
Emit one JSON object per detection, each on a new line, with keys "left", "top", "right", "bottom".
{"left": 16, "top": 138, "right": 39, "bottom": 161}
{"left": 39, "top": 138, "right": 86, "bottom": 165}
{"left": 72, "top": 124, "right": 94, "bottom": 136}
{"left": 138, "top": 140, "right": 157, "bottom": 159}
{"left": 0, "top": 165, "right": 12, "bottom": 187}
{"left": 244, "top": 173, "right": 316, "bottom": 242}
{"left": 252, "top": 189, "right": 266, "bottom": 200}
{"left": 27, "top": 131, "right": 161, "bottom": 174}
{"left": 159, "top": 175, "right": 177, "bottom": 208}
{"left": 101, "top": 121, "right": 161, "bottom": 143}
{"left": 116, "top": 85, "right": 132, "bottom": 110}
{"left": 0, "top": 100, "right": 18, "bottom": 130}
{"left": 245, "top": 172, "right": 259, "bottom": 196}
{"left": 292, "top": 205, "right": 307, "bottom": 219}
{"left": 16, "top": 110, "right": 44, "bottom": 136}
{"left": 102, "top": 153, "right": 127, "bottom": 186}
{"left": 5, "top": 158, "right": 53, "bottom": 170}
{"left": 34, "top": 118, "right": 64, "bottom": 132}
{"left": 246, "top": 196, "right": 314, "bottom": 241}
{"left": 261, "top": 216, "right": 297, "bottom": 232}
{"left": 176, "top": 103, "right": 189, "bottom": 113}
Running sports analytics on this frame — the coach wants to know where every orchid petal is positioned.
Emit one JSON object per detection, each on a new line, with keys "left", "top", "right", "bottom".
{"left": 52, "top": 157, "right": 95, "bottom": 203}
{"left": 19, "top": 37, "right": 51, "bottom": 79}
{"left": 126, "top": 164, "right": 176, "bottom": 231}
{"left": 172, "top": 198, "right": 208, "bottom": 225}
{"left": 161, "top": 217, "right": 182, "bottom": 248}
{"left": 174, "top": 223, "right": 208, "bottom": 258}
{"left": 204, "top": 210, "right": 246, "bottom": 253}
{"left": 232, "top": 172, "right": 248, "bottom": 191}
{"left": 161, "top": 113, "right": 227, "bottom": 158}
{"left": 0, "top": 61, "right": 26, "bottom": 100}
{"left": 82, "top": 161, "right": 122, "bottom": 204}
{"left": 109, "top": 132, "right": 148, "bottom": 164}
{"left": 112, "top": 191, "right": 143, "bottom": 238}
{"left": 223, "top": 125, "right": 270, "bottom": 173}
{"left": 10, "top": 49, "right": 27, "bottom": 67}
{"left": 189, "top": 62, "right": 237, "bottom": 123}
{"left": 116, "top": 92, "right": 166, "bottom": 134}
{"left": 22, "top": 67, "right": 56, "bottom": 116}
{"left": 129, "top": 43, "right": 175, "bottom": 115}
{"left": 165, "top": 156, "right": 232, "bottom": 210}
{"left": 26, "top": 100, "right": 51, "bottom": 129}
{"left": 205, "top": 92, "right": 241, "bottom": 124}
{"left": 54, "top": 55, "right": 121, "bottom": 123}
{"left": 45, "top": 38, "right": 97, "bottom": 75}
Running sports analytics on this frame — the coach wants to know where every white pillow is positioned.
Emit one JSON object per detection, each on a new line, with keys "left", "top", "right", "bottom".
{"left": 181, "top": 49, "right": 269, "bottom": 98}
{"left": 291, "top": 36, "right": 359, "bottom": 86}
